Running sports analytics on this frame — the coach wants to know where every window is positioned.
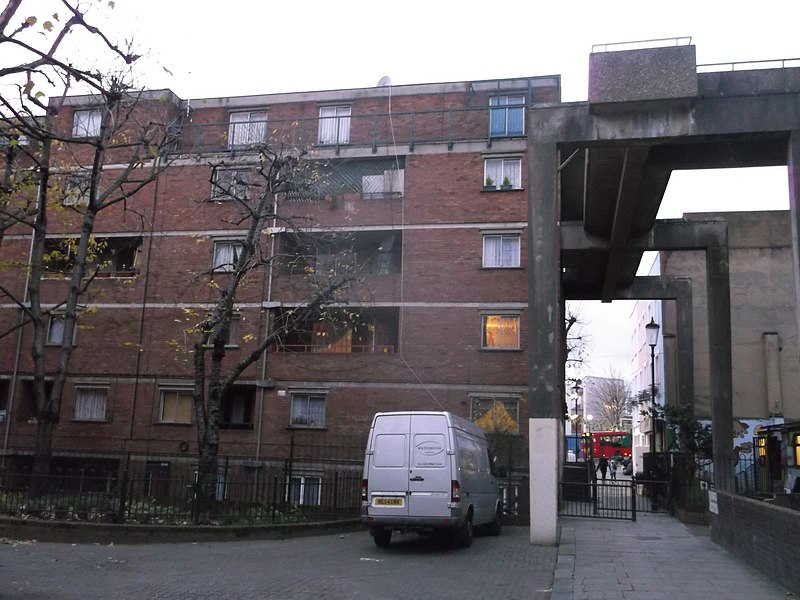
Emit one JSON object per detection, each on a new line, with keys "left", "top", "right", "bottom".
{"left": 483, "top": 233, "right": 520, "bottom": 268}
{"left": 286, "top": 475, "right": 321, "bottom": 506}
{"left": 220, "top": 385, "right": 254, "bottom": 429}
{"left": 206, "top": 312, "right": 242, "bottom": 348}
{"left": 290, "top": 392, "right": 326, "bottom": 428}
{"left": 63, "top": 172, "right": 91, "bottom": 206}
{"left": 484, "top": 157, "right": 521, "bottom": 189}
{"left": 72, "top": 109, "right": 102, "bottom": 137}
{"left": 228, "top": 111, "right": 267, "bottom": 148}
{"left": 159, "top": 389, "right": 193, "bottom": 424}
{"left": 47, "top": 314, "right": 77, "bottom": 346}
{"left": 361, "top": 169, "right": 404, "bottom": 199}
{"left": 75, "top": 387, "right": 107, "bottom": 421}
{"left": 213, "top": 240, "right": 244, "bottom": 272}
{"left": 318, "top": 105, "right": 351, "bottom": 145}
{"left": 43, "top": 238, "right": 77, "bottom": 275}
{"left": 95, "top": 237, "right": 140, "bottom": 277}
{"left": 489, "top": 96, "right": 524, "bottom": 137}
{"left": 471, "top": 396, "right": 520, "bottom": 434}
{"left": 211, "top": 168, "right": 251, "bottom": 200}
{"left": 481, "top": 314, "right": 520, "bottom": 350}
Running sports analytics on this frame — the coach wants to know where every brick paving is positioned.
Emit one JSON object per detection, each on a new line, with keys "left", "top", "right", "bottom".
{"left": 0, "top": 514, "right": 795, "bottom": 599}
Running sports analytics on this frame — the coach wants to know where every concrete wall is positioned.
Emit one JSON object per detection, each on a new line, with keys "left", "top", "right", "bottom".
{"left": 711, "top": 491, "right": 800, "bottom": 595}
{"left": 660, "top": 211, "right": 800, "bottom": 420}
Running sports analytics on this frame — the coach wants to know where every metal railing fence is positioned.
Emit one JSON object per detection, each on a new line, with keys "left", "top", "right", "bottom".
{"left": 0, "top": 465, "right": 362, "bottom": 526}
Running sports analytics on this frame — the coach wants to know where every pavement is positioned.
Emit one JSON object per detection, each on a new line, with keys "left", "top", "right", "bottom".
{"left": 554, "top": 513, "right": 796, "bottom": 600}
{"left": 0, "top": 513, "right": 796, "bottom": 599}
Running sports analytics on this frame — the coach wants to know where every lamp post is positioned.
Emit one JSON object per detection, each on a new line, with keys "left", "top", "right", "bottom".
{"left": 645, "top": 317, "right": 660, "bottom": 467}
{"left": 572, "top": 379, "right": 583, "bottom": 435}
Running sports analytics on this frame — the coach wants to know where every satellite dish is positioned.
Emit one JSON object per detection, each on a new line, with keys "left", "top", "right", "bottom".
{"left": 377, "top": 76, "right": 392, "bottom": 87}
{"left": 378, "top": 234, "right": 395, "bottom": 252}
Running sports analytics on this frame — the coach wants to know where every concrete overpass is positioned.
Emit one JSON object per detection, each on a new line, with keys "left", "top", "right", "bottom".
{"left": 526, "top": 40, "right": 800, "bottom": 543}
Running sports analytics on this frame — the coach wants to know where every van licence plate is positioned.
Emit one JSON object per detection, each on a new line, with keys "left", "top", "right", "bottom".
{"left": 374, "top": 497, "right": 404, "bottom": 507}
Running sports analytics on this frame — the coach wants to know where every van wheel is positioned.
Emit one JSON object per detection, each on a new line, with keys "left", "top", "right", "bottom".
{"left": 485, "top": 506, "right": 502, "bottom": 536}
{"left": 455, "top": 514, "right": 474, "bottom": 547}
{"left": 372, "top": 528, "right": 391, "bottom": 547}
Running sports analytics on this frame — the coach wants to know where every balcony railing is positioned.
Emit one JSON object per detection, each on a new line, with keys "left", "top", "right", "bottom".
{"left": 276, "top": 344, "right": 394, "bottom": 354}
{"left": 174, "top": 105, "right": 526, "bottom": 155}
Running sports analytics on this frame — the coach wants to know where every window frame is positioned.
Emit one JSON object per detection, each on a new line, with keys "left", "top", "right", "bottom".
{"left": 212, "top": 239, "right": 245, "bottom": 272}
{"left": 484, "top": 157, "right": 522, "bottom": 189}
{"left": 289, "top": 391, "right": 327, "bottom": 428}
{"left": 158, "top": 388, "right": 193, "bottom": 424}
{"left": 63, "top": 172, "right": 92, "bottom": 206}
{"left": 211, "top": 167, "right": 251, "bottom": 200}
{"left": 481, "top": 312, "right": 521, "bottom": 350}
{"left": 489, "top": 95, "right": 525, "bottom": 137}
{"left": 482, "top": 232, "right": 521, "bottom": 268}
{"left": 227, "top": 111, "right": 268, "bottom": 149}
{"left": 470, "top": 395, "right": 521, "bottom": 434}
{"left": 286, "top": 474, "right": 322, "bottom": 506}
{"left": 74, "top": 386, "right": 108, "bottom": 422}
{"left": 46, "top": 313, "right": 77, "bottom": 346}
{"left": 72, "top": 108, "right": 102, "bottom": 137}
{"left": 318, "top": 105, "right": 351, "bottom": 145}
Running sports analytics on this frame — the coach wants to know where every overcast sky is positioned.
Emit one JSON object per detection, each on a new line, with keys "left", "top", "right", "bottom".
{"left": 105, "top": 0, "right": 796, "bottom": 380}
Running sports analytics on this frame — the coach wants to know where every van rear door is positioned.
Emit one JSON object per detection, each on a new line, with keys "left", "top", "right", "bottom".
{"left": 368, "top": 413, "right": 411, "bottom": 517}
{"left": 407, "top": 413, "right": 451, "bottom": 518}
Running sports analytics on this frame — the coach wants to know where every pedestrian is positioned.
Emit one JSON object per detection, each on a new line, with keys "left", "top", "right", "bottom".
{"left": 596, "top": 456, "right": 609, "bottom": 480}
{"left": 610, "top": 459, "right": 618, "bottom": 480}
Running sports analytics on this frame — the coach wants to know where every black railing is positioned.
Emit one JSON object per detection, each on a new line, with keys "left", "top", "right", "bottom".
{"left": 0, "top": 466, "right": 362, "bottom": 526}
{"left": 559, "top": 476, "right": 672, "bottom": 521}
{"left": 175, "top": 105, "right": 525, "bottom": 155}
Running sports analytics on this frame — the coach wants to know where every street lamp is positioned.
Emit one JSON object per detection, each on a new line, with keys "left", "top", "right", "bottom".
{"left": 572, "top": 379, "right": 583, "bottom": 435}
{"left": 645, "top": 317, "right": 660, "bottom": 461}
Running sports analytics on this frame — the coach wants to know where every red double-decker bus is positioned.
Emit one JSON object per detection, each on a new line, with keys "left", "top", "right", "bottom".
{"left": 582, "top": 431, "right": 632, "bottom": 460}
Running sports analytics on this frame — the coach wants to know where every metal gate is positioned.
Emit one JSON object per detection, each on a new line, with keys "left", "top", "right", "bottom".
{"left": 559, "top": 470, "right": 672, "bottom": 521}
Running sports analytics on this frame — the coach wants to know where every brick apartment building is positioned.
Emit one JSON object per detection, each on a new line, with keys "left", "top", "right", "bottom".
{"left": 0, "top": 75, "right": 561, "bottom": 485}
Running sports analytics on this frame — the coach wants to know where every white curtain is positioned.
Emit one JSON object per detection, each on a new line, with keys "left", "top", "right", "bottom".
{"left": 75, "top": 388, "right": 107, "bottom": 421}
{"left": 483, "top": 235, "right": 519, "bottom": 267}
{"left": 318, "top": 106, "right": 350, "bottom": 145}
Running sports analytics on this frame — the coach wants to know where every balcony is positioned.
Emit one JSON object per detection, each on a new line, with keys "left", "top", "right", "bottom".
{"left": 174, "top": 104, "right": 529, "bottom": 156}
{"left": 272, "top": 307, "right": 399, "bottom": 354}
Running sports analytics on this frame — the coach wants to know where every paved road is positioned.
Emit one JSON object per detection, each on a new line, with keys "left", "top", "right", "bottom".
{"left": 0, "top": 526, "right": 556, "bottom": 600}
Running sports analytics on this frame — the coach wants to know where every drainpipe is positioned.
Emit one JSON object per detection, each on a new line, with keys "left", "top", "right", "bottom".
{"left": 255, "top": 192, "right": 278, "bottom": 461}
{"left": 2, "top": 230, "right": 36, "bottom": 458}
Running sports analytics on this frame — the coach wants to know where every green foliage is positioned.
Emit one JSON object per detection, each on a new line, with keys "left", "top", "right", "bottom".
{"left": 663, "top": 404, "right": 712, "bottom": 458}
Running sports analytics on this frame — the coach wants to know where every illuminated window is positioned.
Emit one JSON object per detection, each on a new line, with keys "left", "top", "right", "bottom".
{"left": 481, "top": 314, "right": 520, "bottom": 350}
{"left": 793, "top": 433, "right": 800, "bottom": 466}
{"left": 470, "top": 396, "right": 519, "bottom": 434}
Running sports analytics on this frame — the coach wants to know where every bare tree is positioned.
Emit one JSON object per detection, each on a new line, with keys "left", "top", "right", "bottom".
{"left": 585, "top": 372, "right": 631, "bottom": 431}
{"left": 184, "top": 146, "right": 366, "bottom": 518}
{"left": 0, "top": 0, "right": 175, "bottom": 484}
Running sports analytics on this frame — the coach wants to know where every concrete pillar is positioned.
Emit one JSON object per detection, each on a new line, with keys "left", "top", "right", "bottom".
{"left": 706, "top": 238, "right": 734, "bottom": 492}
{"left": 527, "top": 142, "right": 560, "bottom": 545}
{"left": 789, "top": 131, "right": 800, "bottom": 366}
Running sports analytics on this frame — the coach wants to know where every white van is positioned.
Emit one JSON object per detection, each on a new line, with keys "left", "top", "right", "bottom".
{"left": 360, "top": 411, "right": 503, "bottom": 547}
